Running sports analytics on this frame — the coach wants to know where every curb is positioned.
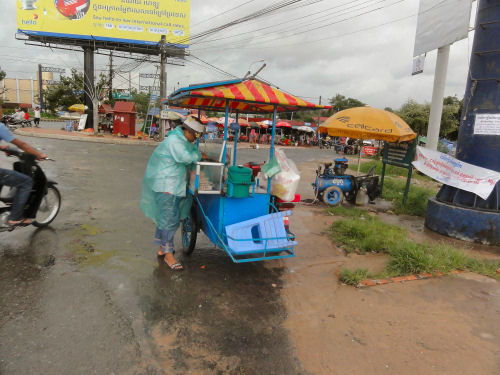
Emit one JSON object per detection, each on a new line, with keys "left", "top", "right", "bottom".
{"left": 356, "top": 270, "right": 464, "bottom": 288}
{"left": 14, "top": 129, "right": 158, "bottom": 146}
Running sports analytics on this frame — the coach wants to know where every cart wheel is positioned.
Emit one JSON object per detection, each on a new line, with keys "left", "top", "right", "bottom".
{"left": 181, "top": 206, "right": 198, "bottom": 255}
{"left": 322, "top": 186, "right": 343, "bottom": 206}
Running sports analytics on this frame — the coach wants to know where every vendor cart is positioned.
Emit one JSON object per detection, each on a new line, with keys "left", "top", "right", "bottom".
{"left": 167, "top": 78, "right": 329, "bottom": 263}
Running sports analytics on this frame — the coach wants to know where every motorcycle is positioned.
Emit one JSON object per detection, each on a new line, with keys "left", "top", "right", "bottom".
{"left": 1, "top": 115, "right": 32, "bottom": 130}
{"left": 0, "top": 149, "right": 61, "bottom": 232}
{"left": 318, "top": 138, "right": 333, "bottom": 149}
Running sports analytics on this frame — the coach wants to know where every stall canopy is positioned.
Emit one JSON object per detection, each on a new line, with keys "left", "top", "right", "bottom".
{"left": 276, "top": 121, "right": 292, "bottom": 128}
{"left": 296, "top": 126, "right": 315, "bottom": 133}
{"left": 166, "top": 78, "right": 330, "bottom": 114}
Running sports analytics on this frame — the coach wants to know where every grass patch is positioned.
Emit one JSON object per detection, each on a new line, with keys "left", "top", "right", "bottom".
{"left": 381, "top": 177, "right": 436, "bottom": 217}
{"left": 353, "top": 160, "right": 431, "bottom": 182}
{"left": 331, "top": 216, "right": 407, "bottom": 254}
{"left": 340, "top": 268, "right": 371, "bottom": 286}
{"left": 326, "top": 206, "right": 369, "bottom": 219}
{"left": 331, "top": 214, "right": 500, "bottom": 282}
{"left": 346, "top": 160, "right": 437, "bottom": 216}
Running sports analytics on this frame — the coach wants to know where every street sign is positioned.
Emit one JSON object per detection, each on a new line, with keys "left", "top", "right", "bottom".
{"left": 41, "top": 67, "right": 66, "bottom": 73}
{"left": 139, "top": 73, "right": 160, "bottom": 79}
{"left": 381, "top": 141, "right": 417, "bottom": 205}
{"left": 139, "top": 85, "right": 160, "bottom": 92}
{"left": 113, "top": 92, "right": 133, "bottom": 100}
{"left": 150, "top": 94, "right": 158, "bottom": 102}
{"left": 382, "top": 141, "right": 417, "bottom": 168}
{"left": 160, "top": 110, "right": 169, "bottom": 119}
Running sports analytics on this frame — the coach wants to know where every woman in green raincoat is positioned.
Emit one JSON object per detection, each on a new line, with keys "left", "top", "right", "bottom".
{"left": 140, "top": 116, "right": 206, "bottom": 270}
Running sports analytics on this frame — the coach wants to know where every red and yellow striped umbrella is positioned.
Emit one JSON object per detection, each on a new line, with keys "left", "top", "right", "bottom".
{"left": 167, "top": 79, "right": 329, "bottom": 114}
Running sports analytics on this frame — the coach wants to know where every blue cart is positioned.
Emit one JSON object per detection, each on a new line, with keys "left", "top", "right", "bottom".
{"left": 167, "top": 78, "right": 328, "bottom": 263}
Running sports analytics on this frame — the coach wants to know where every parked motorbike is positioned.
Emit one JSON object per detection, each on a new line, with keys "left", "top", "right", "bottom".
{"left": 0, "top": 149, "right": 61, "bottom": 232}
{"left": 1, "top": 115, "right": 32, "bottom": 130}
{"left": 318, "top": 138, "right": 333, "bottom": 149}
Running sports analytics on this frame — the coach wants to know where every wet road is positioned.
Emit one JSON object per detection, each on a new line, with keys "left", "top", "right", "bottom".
{"left": 0, "top": 137, "right": 334, "bottom": 374}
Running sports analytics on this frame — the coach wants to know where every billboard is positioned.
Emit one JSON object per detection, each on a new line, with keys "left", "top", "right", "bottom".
{"left": 413, "top": 0, "right": 471, "bottom": 57}
{"left": 17, "top": 0, "right": 190, "bottom": 48}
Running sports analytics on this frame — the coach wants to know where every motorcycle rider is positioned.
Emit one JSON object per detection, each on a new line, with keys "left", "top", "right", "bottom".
{"left": 13, "top": 108, "right": 24, "bottom": 122}
{"left": 0, "top": 121, "right": 47, "bottom": 226}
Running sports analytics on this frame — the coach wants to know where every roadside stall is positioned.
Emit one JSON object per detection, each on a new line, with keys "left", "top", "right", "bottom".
{"left": 168, "top": 78, "right": 329, "bottom": 263}
{"left": 98, "top": 104, "right": 113, "bottom": 133}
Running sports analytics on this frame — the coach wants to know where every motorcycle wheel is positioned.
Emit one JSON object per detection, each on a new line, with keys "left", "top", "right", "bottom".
{"left": 33, "top": 186, "right": 61, "bottom": 227}
{"left": 322, "top": 186, "right": 343, "bottom": 206}
{"left": 182, "top": 205, "right": 199, "bottom": 255}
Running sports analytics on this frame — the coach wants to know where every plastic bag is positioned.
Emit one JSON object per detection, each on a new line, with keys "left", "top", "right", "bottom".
{"left": 261, "top": 156, "right": 281, "bottom": 178}
{"left": 270, "top": 148, "right": 300, "bottom": 201}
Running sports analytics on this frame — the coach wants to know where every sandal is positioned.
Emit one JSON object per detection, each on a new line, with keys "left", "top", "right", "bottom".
{"left": 8, "top": 218, "right": 32, "bottom": 227}
{"left": 166, "top": 262, "right": 184, "bottom": 271}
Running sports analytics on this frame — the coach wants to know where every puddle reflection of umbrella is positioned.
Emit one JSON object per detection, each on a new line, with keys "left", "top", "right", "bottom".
{"left": 319, "top": 106, "right": 416, "bottom": 170}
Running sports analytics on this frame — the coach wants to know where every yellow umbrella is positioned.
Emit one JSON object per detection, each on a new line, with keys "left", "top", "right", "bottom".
{"left": 318, "top": 106, "right": 416, "bottom": 143}
{"left": 68, "top": 104, "right": 87, "bottom": 112}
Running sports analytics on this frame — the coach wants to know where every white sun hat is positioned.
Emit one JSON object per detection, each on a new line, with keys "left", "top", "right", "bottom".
{"left": 183, "top": 116, "right": 206, "bottom": 133}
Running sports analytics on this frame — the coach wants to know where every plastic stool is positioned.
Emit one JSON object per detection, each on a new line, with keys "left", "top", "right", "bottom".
{"left": 225, "top": 211, "right": 297, "bottom": 254}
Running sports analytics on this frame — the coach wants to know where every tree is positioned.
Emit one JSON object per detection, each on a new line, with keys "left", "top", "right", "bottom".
{"left": 396, "top": 97, "right": 462, "bottom": 139}
{"left": 328, "top": 94, "right": 365, "bottom": 114}
{"left": 396, "top": 100, "right": 430, "bottom": 136}
{"left": 43, "top": 69, "right": 109, "bottom": 113}
{"left": 131, "top": 89, "right": 152, "bottom": 118}
{"left": 440, "top": 96, "right": 462, "bottom": 140}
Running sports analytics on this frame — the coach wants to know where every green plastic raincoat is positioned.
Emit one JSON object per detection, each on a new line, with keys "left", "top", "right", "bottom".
{"left": 140, "top": 126, "right": 201, "bottom": 227}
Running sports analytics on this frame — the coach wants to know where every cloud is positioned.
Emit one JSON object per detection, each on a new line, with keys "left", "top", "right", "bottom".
{"left": 1, "top": 0, "right": 475, "bottom": 109}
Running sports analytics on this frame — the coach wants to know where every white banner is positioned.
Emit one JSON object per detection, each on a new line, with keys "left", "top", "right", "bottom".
{"left": 412, "top": 146, "right": 500, "bottom": 200}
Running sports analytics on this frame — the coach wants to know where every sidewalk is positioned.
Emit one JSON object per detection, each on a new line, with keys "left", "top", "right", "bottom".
{"left": 14, "top": 127, "right": 159, "bottom": 146}
{"left": 14, "top": 127, "right": 322, "bottom": 152}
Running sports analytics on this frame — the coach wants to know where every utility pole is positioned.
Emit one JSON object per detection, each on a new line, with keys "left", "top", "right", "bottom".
{"left": 426, "top": 44, "right": 450, "bottom": 150}
{"left": 316, "top": 96, "right": 322, "bottom": 125}
{"left": 316, "top": 96, "right": 322, "bottom": 143}
{"left": 108, "top": 52, "right": 113, "bottom": 103}
{"left": 159, "top": 35, "right": 167, "bottom": 140}
{"left": 83, "top": 47, "right": 95, "bottom": 129}
{"left": 38, "top": 64, "right": 44, "bottom": 111}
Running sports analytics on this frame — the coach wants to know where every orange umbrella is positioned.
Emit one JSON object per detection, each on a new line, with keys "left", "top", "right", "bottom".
{"left": 319, "top": 106, "right": 416, "bottom": 143}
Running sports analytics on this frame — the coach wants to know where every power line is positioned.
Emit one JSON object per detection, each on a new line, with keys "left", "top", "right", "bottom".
{"left": 191, "top": 0, "right": 260, "bottom": 29}
{"left": 186, "top": 55, "right": 239, "bottom": 79}
{"left": 191, "top": 0, "right": 408, "bottom": 52}
{"left": 190, "top": 0, "right": 383, "bottom": 46}
{"left": 178, "top": 0, "right": 312, "bottom": 45}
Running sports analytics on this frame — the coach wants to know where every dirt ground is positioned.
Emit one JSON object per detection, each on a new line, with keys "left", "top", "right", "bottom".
{"left": 279, "top": 161, "right": 500, "bottom": 375}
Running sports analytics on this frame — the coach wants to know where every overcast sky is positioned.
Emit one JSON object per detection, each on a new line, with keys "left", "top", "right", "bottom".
{"left": 1, "top": 0, "right": 477, "bottom": 109}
